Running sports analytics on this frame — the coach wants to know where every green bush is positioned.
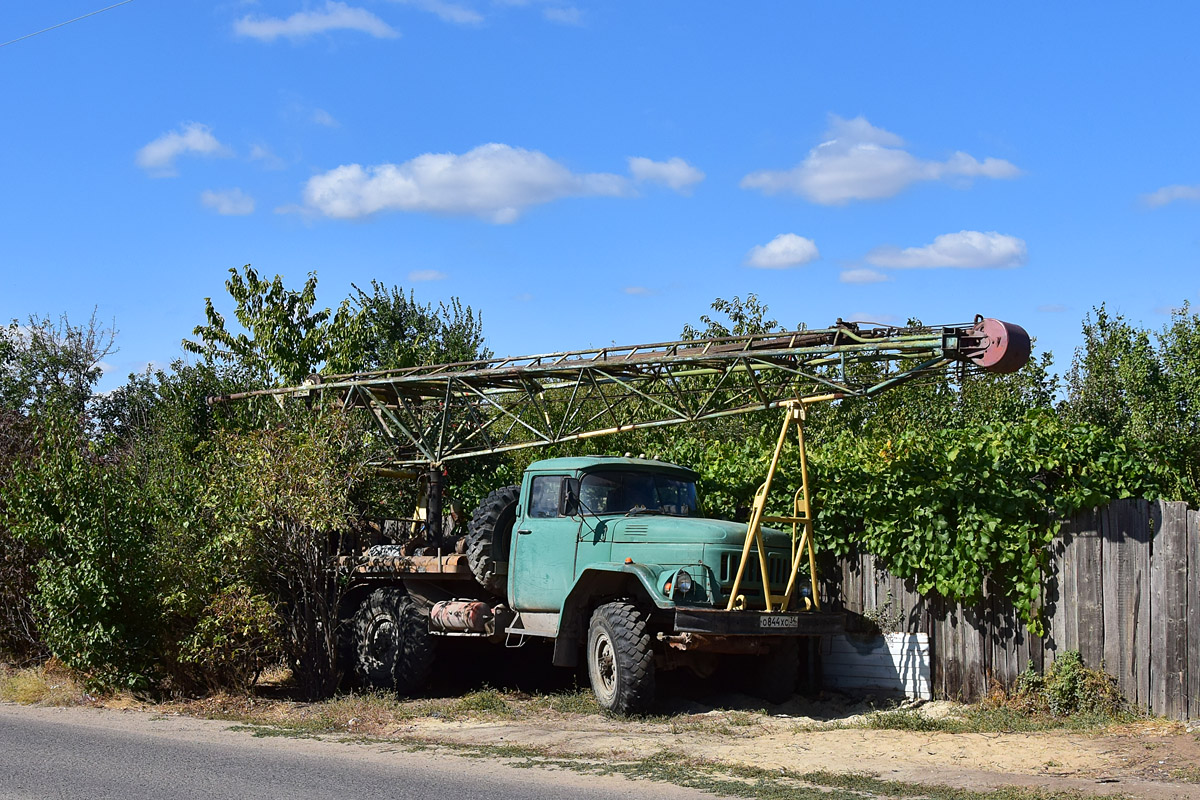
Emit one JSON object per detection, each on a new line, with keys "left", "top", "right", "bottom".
{"left": 1006, "top": 650, "right": 1127, "bottom": 718}
{"left": 177, "top": 584, "right": 281, "bottom": 694}
{"left": 5, "top": 413, "right": 160, "bottom": 689}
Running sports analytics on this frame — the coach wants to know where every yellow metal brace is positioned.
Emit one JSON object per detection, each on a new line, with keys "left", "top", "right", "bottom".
{"left": 725, "top": 395, "right": 837, "bottom": 611}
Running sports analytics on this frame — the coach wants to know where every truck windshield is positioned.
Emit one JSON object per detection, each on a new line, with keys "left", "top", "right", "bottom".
{"left": 578, "top": 470, "right": 698, "bottom": 516}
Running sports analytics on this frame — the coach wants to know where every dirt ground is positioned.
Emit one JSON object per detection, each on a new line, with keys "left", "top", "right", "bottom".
{"left": 8, "top": 658, "right": 1200, "bottom": 799}
{"left": 391, "top": 696, "right": 1200, "bottom": 799}
{"left": 132, "top": 686, "right": 1200, "bottom": 800}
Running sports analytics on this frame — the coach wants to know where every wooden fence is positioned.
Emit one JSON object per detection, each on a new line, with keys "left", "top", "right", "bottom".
{"left": 824, "top": 498, "right": 1199, "bottom": 720}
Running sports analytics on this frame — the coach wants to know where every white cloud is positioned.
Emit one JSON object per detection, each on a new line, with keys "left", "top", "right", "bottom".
{"left": 201, "top": 188, "right": 255, "bottom": 215}
{"left": 1154, "top": 305, "right": 1186, "bottom": 316}
{"left": 312, "top": 108, "right": 340, "bottom": 127}
{"left": 623, "top": 286, "right": 652, "bottom": 295}
{"left": 249, "top": 144, "right": 286, "bottom": 170}
{"left": 543, "top": 6, "right": 583, "bottom": 24}
{"left": 866, "top": 231, "right": 1027, "bottom": 269}
{"left": 628, "top": 156, "right": 704, "bottom": 193}
{"left": 1141, "top": 184, "right": 1200, "bottom": 208}
{"left": 136, "top": 122, "right": 228, "bottom": 176}
{"left": 744, "top": 233, "right": 820, "bottom": 269}
{"left": 740, "top": 115, "right": 1021, "bottom": 205}
{"left": 408, "top": 269, "right": 447, "bottom": 281}
{"left": 1037, "top": 303, "right": 1068, "bottom": 313}
{"left": 840, "top": 268, "right": 890, "bottom": 284}
{"left": 301, "top": 143, "right": 630, "bottom": 223}
{"left": 234, "top": 2, "right": 399, "bottom": 41}
{"left": 391, "top": 0, "right": 483, "bottom": 25}
{"left": 843, "top": 311, "right": 900, "bottom": 325}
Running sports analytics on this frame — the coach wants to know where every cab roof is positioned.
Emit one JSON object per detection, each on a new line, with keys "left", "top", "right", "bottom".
{"left": 526, "top": 455, "right": 698, "bottom": 478}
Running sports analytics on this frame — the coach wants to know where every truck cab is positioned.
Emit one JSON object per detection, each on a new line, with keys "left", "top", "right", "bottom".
{"left": 495, "top": 456, "right": 841, "bottom": 711}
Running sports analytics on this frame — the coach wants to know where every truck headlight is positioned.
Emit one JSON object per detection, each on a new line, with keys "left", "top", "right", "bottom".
{"left": 674, "top": 570, "right": 694, "bottom": 595}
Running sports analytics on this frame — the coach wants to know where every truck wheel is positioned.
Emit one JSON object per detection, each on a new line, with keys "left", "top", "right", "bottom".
{"left": 586, "top": 601, "right": 655, "bottom": 715}
{"left": 351, "top": 589, "right": 434, "bottom": 696}
{"left": 751, "top": 637, "right": 799, "bottom": 704}
{"left": 466, "top": 484, "right": 520, "bottom": 595}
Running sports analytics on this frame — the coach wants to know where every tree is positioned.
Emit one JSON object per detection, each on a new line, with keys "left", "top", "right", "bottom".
{"left": 0, "top": 311, "right": 117, "bottom": 662}
{"left": 184, "top": 265, "right": 333, "bottom": 386}
{"left": 0, "top": 311, "right": 117, "bottom": 417}
{"left": 326, "top": 280, "right": 489, "bottom": 374}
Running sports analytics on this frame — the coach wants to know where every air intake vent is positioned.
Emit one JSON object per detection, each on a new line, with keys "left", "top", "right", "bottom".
{"left": 624, "top": 524, "right": 649, "bottom": 535}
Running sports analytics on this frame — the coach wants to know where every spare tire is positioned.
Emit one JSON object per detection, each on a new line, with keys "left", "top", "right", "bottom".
{"left": 465, "top": 484, "right": 520, "bottom": 595}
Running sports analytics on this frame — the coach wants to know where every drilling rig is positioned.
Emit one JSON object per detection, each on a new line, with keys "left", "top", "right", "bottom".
{"left": 211, "top": 315, "right": 1029, "bottom": 712}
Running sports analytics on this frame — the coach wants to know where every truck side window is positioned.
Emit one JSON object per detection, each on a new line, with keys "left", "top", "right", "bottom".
{"left": 528, "top": 476, "right": 562, "bottom": 518}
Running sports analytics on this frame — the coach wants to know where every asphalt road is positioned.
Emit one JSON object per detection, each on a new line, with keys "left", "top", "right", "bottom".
{"left": 0, "top": 703, "right": 726, "bottom": 800}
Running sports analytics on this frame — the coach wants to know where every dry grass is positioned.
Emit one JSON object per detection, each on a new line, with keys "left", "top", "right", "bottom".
{"left": 0, "top": 660, "right": 86, "bottom": 706}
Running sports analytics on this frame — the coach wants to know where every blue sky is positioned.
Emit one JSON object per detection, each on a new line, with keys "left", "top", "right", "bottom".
{"left": 2, "top": 2, "right": 1197, "bottom": 389}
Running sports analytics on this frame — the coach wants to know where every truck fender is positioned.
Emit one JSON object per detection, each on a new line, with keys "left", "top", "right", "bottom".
{"left": 551, "top": 564, "right": 672, "bottom": 668}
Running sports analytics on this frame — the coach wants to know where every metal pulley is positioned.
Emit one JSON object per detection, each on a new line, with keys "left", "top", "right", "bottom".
{"left": 967, "top": 317, "right": 1031, "bottom": 374}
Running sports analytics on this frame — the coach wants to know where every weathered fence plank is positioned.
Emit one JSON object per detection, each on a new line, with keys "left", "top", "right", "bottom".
{"left": 1074, "top": 509, "right": 1104, "bottom": 668}
{"left": 1150, "top": 501, "right": 1189, "bottom": 720}
{"left": 1188, "top": 508, "right": 1199, "bottom": 721}
{"left": 830, "top": 498, "right": 1195, "bottom": 721}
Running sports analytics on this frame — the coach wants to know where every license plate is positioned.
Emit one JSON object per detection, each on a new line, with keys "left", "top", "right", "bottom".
{"left": 759, "top": 614, "right": 798, "bottom": 629}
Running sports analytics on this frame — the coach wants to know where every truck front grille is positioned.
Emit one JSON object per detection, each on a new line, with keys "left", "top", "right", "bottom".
{"left": 718, "top": 551, "right": 787, "bottom": 588}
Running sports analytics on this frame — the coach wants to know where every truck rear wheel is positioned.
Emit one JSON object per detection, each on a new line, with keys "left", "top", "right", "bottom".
{"left": 465, "top": 484, "right": 520, "bottom": 595}
{"left": 586, "top": 601, "right": 655, "bottom": 715}
{"left": 351, "top": 588, "right": 434, "bottom": 696}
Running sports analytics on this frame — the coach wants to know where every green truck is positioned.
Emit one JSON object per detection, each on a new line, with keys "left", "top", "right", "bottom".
{"left": 343, "top": 455, "right": 841, "bottom": 713}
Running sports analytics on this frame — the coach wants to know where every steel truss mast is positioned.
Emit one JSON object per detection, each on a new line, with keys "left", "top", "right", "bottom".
{"left": 209, "top": 315, "right": 1029, "bottom": 468}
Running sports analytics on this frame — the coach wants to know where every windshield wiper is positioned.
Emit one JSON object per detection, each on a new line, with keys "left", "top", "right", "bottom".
{"left": 623, "top": 506, "right": 663, "bottom": 517}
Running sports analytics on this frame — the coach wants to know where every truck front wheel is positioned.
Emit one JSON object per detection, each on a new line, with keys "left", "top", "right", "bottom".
{"left": 351, "top": 589, "right": 435, "bottom": 696}
{"left": 586, "top": 601, "right": 655, "bottom": 714}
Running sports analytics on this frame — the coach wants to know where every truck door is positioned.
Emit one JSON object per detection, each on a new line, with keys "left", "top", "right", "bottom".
{"left": 509, "top": 474, "right": 582, "bottom": 612}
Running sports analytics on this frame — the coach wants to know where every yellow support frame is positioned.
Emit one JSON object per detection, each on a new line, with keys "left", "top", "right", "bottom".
{"left": 725, "top": 395, "right": 836, "bottom": 611}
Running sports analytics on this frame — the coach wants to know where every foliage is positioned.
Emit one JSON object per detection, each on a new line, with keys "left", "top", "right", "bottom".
{"left": 202, "top": 411, "right": 367, "bottom": 699}
{"left": 1003, "top": 650, "right": 1128, "bottom": 717}
{"left": 1064, "top": 303, "right": 1200, "bottom": 504}
{"left": 184, "top": 265, "right": 333, "bottom": 386}
{"left": 0, "top": 410, "right": 43, "bottom": 660}
{"left": 0, "top": 313, "right": 119, "bottom": 664}
{"left": 4, "top": 412, "right": 160, "bottom": 689}
{"left": 183, "top": 266, "right": 489, "bottom": 389}
{"left": 680, "top": 293, "right": 781, "bottom": 340}
{"left": 812, "top": 410, "right": 1168, "bottom": 630}
{"left": 0, "top": 311, "right": 117, "bottom": 417}
{"left": 176, "top": 583, "right": 281, "bottom": 694}
{"left": 326, "top": 280, "right": 489, "bottom": 374}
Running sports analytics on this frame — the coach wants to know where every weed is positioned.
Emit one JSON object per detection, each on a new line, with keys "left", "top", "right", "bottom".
{"left": 0, "top": 661, "right": 84, "bottom": 706}
{"left": 1171, "top": 765, "right": 1200, "bottom": 783}
{"left": 427, "top": 741, "right": 1116, "bottom": 800}
{"left": 452, "top": 688, "right": 514, "bottom": 716}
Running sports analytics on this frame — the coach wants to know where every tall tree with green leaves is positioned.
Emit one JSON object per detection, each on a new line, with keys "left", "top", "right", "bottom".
{"left": 184, "top": 265, "right": 333, "bottom": 386}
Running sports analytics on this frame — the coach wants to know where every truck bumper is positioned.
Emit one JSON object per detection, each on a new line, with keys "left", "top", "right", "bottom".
{"left": 673, "top": 607, "right": 845, "bottom": 637}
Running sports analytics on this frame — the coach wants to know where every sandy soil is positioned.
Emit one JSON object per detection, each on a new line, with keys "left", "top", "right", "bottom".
{"left": 390, "top": 696, "right": 1200, "bottom": 799}
{"left": 13, "top": 677, "right": 1200, "bottom": 799}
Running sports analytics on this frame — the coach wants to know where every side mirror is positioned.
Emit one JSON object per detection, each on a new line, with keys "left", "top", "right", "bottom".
{"left": 560, "top": 479, "right": 580, "bottom": 517}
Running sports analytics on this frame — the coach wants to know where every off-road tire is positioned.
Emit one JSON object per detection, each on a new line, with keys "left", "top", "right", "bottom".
{"left": 586, "top": 601, "right": 656, "bottom": 715}
{"left": 465, "top": 484, "right": 520, "bottom": 595}
{"left": 351, "top": 588, "right": 435, "bottom": 696}
{"left": 750, "top": 636, "right": 799, "bottom": 704}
